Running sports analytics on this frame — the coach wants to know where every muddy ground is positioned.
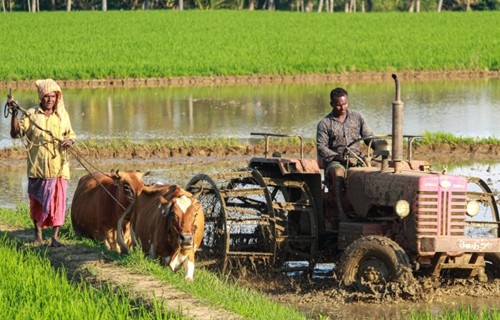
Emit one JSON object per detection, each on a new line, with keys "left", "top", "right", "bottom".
{"left": 2, "top": 142, "right": 500, "bottom": 164}
{"left": 1, "top": 70, "right": 499, "bottom": 90}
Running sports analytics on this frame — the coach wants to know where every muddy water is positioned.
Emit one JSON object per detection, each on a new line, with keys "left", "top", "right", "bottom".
{"left": 1, "top": 159, "right": 499, "bottom": 210}
{"left": 0, "top": 157, "right": 247, "bottom": 209}
{"left": 306, "top": 295, "right": 500, "bottom": 319}
{"left": 1, "top": 78, "right": 500, "bottom": 149}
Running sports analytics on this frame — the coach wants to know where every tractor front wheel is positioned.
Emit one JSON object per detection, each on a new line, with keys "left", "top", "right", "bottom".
{"left": 336, "top": 236, "right": 414, "bottom": 293}
{"left": 485, "top": 253, "right": 500, "bottom": 280}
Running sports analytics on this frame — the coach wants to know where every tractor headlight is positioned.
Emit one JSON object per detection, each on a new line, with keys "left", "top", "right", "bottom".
{"left": 395, "top": 200, "right": 410, "bottom": 218}
{"left": 466, "top": 200, "right": 480, "bottom": 217}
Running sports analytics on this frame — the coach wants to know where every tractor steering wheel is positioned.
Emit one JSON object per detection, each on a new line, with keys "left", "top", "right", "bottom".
{"left": 341, "top": 136, "right": 377, "bottom": 168}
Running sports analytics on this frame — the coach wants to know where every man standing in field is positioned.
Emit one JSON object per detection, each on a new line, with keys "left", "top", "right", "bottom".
{"left": 316, "top": 87, "right": 374, "bottom": 219}
{"left": 7, "top": 79, "right": 76, "bottom": 247}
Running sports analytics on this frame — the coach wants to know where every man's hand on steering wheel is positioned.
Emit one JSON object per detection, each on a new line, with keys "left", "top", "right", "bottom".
{"left": 341, "top": 136, "right": 376, "bottom": 167}
{"left": 347, "top": 157, "right": 359, "bottom": 167}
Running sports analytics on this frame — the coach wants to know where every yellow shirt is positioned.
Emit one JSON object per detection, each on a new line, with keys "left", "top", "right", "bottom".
{"left": 18, "top": 105, "right": 76, "bottom": 179}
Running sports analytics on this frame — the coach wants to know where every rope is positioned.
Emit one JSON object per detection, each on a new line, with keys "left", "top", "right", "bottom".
{"left": 4, "top": 96, "right": 126, "bottom": 211}
{"left": 68, "top": 148, "right": 127, "bottom": 211}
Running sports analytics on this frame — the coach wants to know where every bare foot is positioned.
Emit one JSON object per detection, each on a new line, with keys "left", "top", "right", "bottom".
{"left": 32, "top": 238, "right": 45, "bottom": 247}
{"left": 50, "top": 237, "right": 64, "bottom": 247}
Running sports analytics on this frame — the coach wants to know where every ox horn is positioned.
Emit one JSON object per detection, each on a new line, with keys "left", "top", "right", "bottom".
{"left": 192, "top": 186, "right": 204, "bottom": 199}
{"left": 109, "top": 168, "right": 120, "bottom": 179}
{"left": 159, "top": 199, "right": 173, "bottom": 217}
{"left": 117, "top": 202, "right": 134, "bottom": 254}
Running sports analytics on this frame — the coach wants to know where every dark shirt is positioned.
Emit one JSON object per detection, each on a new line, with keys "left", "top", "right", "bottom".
{"left": 316, "top": 110, "right": 373, "bottom": 168}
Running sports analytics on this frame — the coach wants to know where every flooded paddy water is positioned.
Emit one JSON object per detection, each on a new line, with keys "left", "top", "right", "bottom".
{"left": 1, "top": 77, "right": 500, "bottom": 318}
{"left": 1, "top": 78, "right": 500, "bottom": 148}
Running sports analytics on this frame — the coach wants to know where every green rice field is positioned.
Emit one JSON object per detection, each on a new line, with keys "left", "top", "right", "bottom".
{"left": 0, "top": 11, "right": 499, "bottom": 81}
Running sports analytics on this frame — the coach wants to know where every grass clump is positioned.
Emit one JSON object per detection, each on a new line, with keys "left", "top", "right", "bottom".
{"left": 0, "top": 204, "right": 32, "bottom": 228}
{"left": 417, "top": 132, "right": 500, "bottom": 147}
{"left": 73, "top": 134, "right": 500, "bottom": 153}
{"left": 74, "top": 137, "right": 246, "bottom": 152}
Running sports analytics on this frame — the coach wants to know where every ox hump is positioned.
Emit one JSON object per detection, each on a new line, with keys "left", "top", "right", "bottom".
{"left": 175, "top": 195, "right": 192, "bottom": 214}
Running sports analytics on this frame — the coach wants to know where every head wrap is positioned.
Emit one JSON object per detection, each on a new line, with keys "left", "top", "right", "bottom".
{"left": 35, "top": 79, "right": 66, "bottom": 113}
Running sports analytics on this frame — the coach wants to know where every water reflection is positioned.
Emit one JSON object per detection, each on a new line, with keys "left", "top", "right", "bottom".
{"left": 317, "top": 296, "right": 500, "bottom": 320}
{"left": 0, "top": 158, "right": 246, "bottom": 209}
{"left": 1, "top": 78, "right": 499, "bottom": 148}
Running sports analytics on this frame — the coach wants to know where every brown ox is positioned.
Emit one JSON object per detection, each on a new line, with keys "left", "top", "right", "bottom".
{"left": 71, "top": 170, "right": 149, "bottom": 253}
{"left": 118, "top": 184, "right": 204, "bottom": 282}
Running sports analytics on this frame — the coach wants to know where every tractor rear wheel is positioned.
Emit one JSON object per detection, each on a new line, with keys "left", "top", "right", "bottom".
{"left": 185, "top": 173, "right": 228, "bottom": 272}
{"left": 185, "top": 169, "right": 276, "bottom": 275}
{"left": 336, "top": 235, "right": 414, "bottom": 293}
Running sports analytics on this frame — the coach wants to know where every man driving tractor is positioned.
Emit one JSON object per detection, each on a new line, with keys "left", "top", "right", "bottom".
{"left": 316, "top": 87, "right": 376, "bottom": 219}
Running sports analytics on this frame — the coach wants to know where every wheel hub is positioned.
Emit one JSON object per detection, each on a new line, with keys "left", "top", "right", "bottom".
{"left": 358, "top": 259, "right": 390, "bottom": 285}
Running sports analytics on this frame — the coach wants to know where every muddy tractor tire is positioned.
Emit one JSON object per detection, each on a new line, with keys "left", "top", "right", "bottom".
{"left": 336, "top": 235, "right": 414, "bottom": 292}
{"left": 485, "top": 253, "right": 500, "bottom": 280}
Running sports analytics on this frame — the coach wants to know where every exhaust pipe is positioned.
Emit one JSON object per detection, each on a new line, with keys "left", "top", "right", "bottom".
{"left": 392, "top": 74, "right": 404, "bottom": 173}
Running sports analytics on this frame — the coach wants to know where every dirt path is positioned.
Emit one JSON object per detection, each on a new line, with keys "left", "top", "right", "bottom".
{"left": 0, "top": 223, "right": 242, "bottom": 320}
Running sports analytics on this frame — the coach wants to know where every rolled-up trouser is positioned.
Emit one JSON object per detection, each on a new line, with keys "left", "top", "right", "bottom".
{"left": 325, "top": 161, "right": 347, "bottom": 220}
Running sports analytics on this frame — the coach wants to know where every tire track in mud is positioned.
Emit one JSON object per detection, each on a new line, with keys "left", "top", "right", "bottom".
{"left": 0, "top": 223, "right": 242, "bottom": 320}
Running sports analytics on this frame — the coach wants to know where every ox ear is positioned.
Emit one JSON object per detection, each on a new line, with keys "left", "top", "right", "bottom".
{"left": 136, "top": 170, "right": 151, "bottom": 180}
{"left": 159, "top": 196, "right": 168, "bottom": 206}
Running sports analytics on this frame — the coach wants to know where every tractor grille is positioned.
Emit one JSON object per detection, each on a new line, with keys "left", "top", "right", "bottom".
{"left": 416, "top": 190, "right": 467, "bottom": 237}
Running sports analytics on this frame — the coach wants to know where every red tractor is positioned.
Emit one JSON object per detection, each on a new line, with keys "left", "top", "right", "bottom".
{"left": 186, "top": 74, "right": 500, "bottom": 290}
